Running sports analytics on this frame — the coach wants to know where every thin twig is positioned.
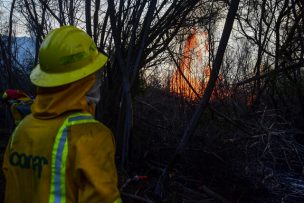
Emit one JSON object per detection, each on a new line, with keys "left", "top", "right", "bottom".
{"left": 121, "top": 192, "right": 154, "bottom": 203}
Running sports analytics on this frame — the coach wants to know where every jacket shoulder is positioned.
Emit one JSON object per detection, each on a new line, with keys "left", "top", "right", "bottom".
{"left": 69, "top": 121, "right": 115, "bottom": 144}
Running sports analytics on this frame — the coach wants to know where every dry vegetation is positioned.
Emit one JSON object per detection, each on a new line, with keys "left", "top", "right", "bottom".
{"left": 1, "top": 0, "right": 304, "bottom": 202}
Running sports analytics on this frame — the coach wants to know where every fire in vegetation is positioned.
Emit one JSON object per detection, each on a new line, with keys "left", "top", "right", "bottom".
{"left": 170, "top": 29, "right": 224, "bottom": 101}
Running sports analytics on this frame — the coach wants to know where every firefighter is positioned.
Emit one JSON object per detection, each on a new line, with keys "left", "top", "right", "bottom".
{"left": 2, "top": 26, "right": 122, "bottom": 203}
{"left": 2, "top": 89, "right": 33, "bottom": 125}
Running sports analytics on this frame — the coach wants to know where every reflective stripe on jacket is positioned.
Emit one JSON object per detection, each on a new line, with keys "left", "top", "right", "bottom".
{"left": 3, "top": 112, "right": 122, "bottom": 203}
{"left": 48, "top": 113, "right": 99, "bottom": 203}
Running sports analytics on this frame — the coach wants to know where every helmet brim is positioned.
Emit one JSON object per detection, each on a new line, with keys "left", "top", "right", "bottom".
{"left": 30, "top": 53, "right": 108, "bottom": 87}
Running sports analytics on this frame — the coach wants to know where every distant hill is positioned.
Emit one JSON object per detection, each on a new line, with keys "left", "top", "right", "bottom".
{"left": 13, "top": 36, "right": 36, "bottom": 68}
{"left": 0, "top": 36, "right": 36, "bottom": 92}
{"left": 0, "top": 36, "right": 36, "bottom": 69}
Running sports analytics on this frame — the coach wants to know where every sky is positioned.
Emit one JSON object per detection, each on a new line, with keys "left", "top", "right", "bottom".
{"left": 0, "top": 0, "right": 259, "bottom": 84}
{"left": 0, "top": 0, "right": 35, "bottom": 36}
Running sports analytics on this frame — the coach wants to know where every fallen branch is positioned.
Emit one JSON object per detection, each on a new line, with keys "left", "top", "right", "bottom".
{"left": 200, "top": 185, "right": 230, "bottom": 203}
{"left": 121, "top": 192, "right": 154, "bottom": 203}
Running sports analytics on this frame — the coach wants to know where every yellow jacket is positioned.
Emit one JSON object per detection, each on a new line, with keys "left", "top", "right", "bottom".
{"left": 2, "top": 74, "right": 122, "bottom": 203}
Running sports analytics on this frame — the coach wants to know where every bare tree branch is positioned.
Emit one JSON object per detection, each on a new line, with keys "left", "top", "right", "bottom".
{"left": 155, "top": 0, "right": 240, "bottom": 199}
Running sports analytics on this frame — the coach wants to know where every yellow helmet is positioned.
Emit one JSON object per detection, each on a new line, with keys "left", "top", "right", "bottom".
{"left": 30, "top": 26, "right": 108, "bottom": 87}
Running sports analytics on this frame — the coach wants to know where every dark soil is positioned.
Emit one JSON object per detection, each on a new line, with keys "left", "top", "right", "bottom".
{"left": 1, "top": 88, "right": 304, "bottom": 202}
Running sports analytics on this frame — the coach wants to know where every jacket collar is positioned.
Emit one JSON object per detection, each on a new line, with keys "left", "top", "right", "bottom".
{"left": 31, "top": 74, "right": 96, "bottom": 119}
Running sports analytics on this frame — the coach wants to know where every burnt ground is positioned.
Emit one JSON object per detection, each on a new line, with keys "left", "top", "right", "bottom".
{"left": 121, "top": 88, "right": 304, "bottom": 202}
{"left": 0, "top": 132, "right": 9, "bottom": 201}
{"left": 1, "top": 88, "right": 304, "bottom": 202}
{"left": 0, "top": 107, "right": 14, "bottom": 201}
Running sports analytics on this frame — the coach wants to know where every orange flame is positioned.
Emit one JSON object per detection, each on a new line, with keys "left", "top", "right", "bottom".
{"left": 170, "top": 30, "right": 210, "bottom": 101}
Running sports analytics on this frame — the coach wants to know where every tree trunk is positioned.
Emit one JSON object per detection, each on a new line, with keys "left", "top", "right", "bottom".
{"left": 154, "top": 0, "right": 241, "bottom": 199}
